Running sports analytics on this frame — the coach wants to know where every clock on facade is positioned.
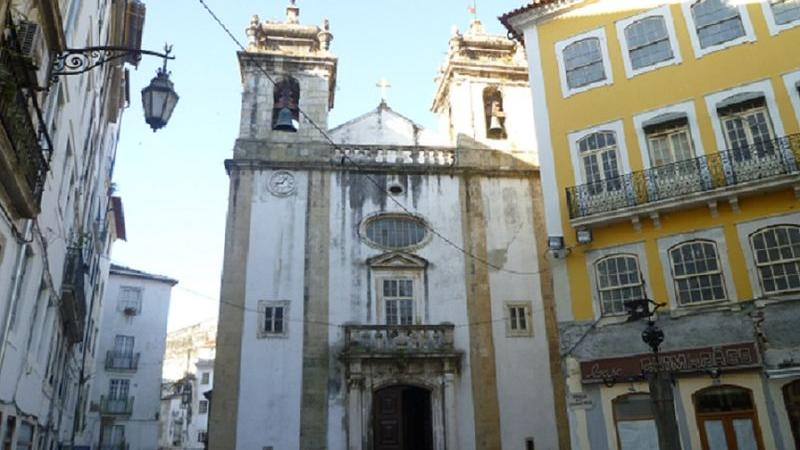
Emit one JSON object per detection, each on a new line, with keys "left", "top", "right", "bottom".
{"left": 267, "top": 171, "right": 296, "bottom": 196}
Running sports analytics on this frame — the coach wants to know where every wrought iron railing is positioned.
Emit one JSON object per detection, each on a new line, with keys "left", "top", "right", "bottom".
{"left": 566, "top": 134, "right": 800, "bottom": 219}
{"left": 60, "top": 247, "right": 87, "bottom": 343}
{"left": 0, "top": 14, "right": 52, "bottom": 212}
{"left": 343, "top": 324, "right": 455, "bottom": 354}
{"left": 105, "top": 351, "right": 140, "bottom": 371}
{"left": 100, "top": 396, "right": 134, "bottom": 415}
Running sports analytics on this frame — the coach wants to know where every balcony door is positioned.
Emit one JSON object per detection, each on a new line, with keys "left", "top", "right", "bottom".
{"left": 578, "top": 131, "right": 622, "bottom": 195}
{"left": 645, "top": 117, "right": 702, "bottom": 199}
{"left": 373, "top": 385, "right": 433, "bottom": 450}
{"left": 718, "top": 96, "right": 782, "bottom": 183}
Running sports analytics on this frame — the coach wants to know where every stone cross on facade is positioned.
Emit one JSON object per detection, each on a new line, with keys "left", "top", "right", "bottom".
{"left": 376, "top": 78, "right": 391, "bottom": 104}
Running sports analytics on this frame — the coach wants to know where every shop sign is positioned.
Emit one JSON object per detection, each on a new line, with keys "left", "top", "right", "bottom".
{"left": 567, "top": 392, "right": 594, "bottom": 410}
{"left": 580, "top": 342, "right": 760, "bottom": 384}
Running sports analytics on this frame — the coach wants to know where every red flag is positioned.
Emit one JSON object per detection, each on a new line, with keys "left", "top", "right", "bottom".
{"left": 468, "top": 5, "right": 476, "bottom": 14}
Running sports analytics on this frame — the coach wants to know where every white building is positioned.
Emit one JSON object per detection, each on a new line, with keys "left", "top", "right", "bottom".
{"left": 78, "top": 264, "right": 176, "bottom": 450}
{"left": 210, "top": 4, "right": 562, "bottom": 450}
{"left": 0, "top": 0, "right": 144, "bottom": 448}
{"left": 162, "top": 318, "right": 216, "bottom": 382}
{"left": 159, "top": 318, "right": 216, "bottom": 450}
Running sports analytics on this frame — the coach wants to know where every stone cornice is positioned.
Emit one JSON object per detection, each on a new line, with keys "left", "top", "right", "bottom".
{"left": 226, "top": 140, "right": 538, "bottom": 177}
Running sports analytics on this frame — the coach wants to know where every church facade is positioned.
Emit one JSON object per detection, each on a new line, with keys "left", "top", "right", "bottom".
{"left": 209, "top": 4, "right": 564, "bottom": 449}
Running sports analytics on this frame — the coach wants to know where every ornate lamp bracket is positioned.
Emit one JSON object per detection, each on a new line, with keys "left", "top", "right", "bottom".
{"left": 51, "top": 44, "right": 175, "bottom": 79}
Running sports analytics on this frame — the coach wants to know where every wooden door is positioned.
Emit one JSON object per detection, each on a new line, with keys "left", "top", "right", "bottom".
{"left": 695, "top": 386, "right": 764, "bottom": 450}
{"left": 698, "top": 412, "right": 762, "bottom": 450}
{"left": 784, "top": 380, "right": 800, "bottom": 450}
{"left": 374, "top": 386, "right": 404, "bottom": 450}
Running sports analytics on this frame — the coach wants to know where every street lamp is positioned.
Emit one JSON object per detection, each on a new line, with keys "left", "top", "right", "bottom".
{"left": 141, "top": 45, "right": 179, "bottom": 131}
{"left": 52, "top": 43, "right": 179, "bottom": 131}
{"left": 624, "top": 298, "right": 681, "bottom": 450}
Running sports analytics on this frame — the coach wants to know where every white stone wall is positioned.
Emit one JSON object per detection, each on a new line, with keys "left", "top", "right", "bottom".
{"left": 329, "top": 105, "right": 445, "bottom": 146}
{"left": 236, "top": 169, "right": 310, "bottom": 450}
{"left": 234, "top": 167, "right": 555, "bottom": 449}
{"left": 481, "top": 177, "right": 559, "bottom": 450}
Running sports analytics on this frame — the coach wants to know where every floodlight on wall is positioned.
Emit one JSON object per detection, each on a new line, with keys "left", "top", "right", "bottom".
{"left": 547, "top": 236, "right": 564, "bottom": 251}
{"left": 546, "top": 235, "right": 569, "bottom": 259}
{"left": 576, "top": 228, "right": 593, "bottom": 245}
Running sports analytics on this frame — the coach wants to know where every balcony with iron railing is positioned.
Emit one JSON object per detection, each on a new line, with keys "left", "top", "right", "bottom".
{"left": 0, "top": 15, "right": 51, "bottom": 219}
{"left": 105, "top": 351, "right": 140, "bottom": 371}
{"left": 60, "top": 247, "right": 86, "bottom": 343}
{"left": 342, "top": 324, "right": 460, "bottom": 359}
{"left": 566, "top": 134, "right": 800, "bottom": 227}
{"left": 100, "top": 396, "right": 134, "bottom": 415}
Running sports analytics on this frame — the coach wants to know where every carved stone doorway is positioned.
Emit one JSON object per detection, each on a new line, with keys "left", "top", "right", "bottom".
{"left": 373, "top": 385, "right": 433, "bottom": 450}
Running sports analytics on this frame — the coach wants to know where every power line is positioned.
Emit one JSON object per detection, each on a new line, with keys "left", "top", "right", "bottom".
{"left": 174, "top": 284, "right": 545, "bottom": 330}
{"left": 195, "top": 0, "right": 549, "bottom": 277}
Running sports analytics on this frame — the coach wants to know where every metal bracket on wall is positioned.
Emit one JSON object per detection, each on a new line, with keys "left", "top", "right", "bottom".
{"left": 51, "top": 46, "right": 175, "bottom": 79}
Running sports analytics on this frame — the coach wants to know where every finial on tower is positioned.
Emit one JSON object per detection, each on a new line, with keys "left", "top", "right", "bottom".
{"left": 286, "top": 0, "right": 299, "bottom": 24}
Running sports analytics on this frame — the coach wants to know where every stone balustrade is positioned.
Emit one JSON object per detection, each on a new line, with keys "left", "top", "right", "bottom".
{"left": 343, "top": 324, "right": 455, "bottom": 355}
{"left": 332, "top": 145, "right": 456, "bottom": 167}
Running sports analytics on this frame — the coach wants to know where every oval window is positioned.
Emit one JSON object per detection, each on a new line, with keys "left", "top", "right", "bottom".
{"left": 364, "top": 215, "right": 428, "bottom": 249}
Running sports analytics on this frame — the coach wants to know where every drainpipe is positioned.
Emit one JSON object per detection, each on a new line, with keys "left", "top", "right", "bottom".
{"left": 0, "top": 220, "right": 33, "bottom": 379}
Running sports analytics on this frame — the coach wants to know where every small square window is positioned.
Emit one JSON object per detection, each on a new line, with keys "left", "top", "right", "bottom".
{"left": 505, "top": 302, "right": 533, "bottom": 337}
{"left": 258, "top": 301, "right": 289, "bottom": 338}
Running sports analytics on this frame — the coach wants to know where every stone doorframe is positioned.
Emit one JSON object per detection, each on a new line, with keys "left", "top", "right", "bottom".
{"left": 344, "top": 357, "right": 460, "bottom": 450}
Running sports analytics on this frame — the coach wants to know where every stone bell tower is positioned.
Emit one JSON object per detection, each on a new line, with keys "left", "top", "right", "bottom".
{"left": 431, "top": 19, "right": 535, "bottom": 160}
{"left": 236, "top": 1, "right": 336, "bottom": 145}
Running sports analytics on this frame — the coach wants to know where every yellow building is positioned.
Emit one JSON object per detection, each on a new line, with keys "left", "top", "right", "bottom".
{"left": 502, "top": 1, "right": 800, "bottom": 449}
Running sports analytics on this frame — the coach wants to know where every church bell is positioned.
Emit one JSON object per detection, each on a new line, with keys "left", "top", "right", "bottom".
{"left": 274, "top": 106, "right": 297, "bottom": 132}
{"left": 488, "top": 115, "right": 503, "bottom": 134}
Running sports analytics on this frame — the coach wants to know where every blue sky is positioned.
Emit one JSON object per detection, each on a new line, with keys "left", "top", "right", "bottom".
{"left": 111, "top": 0, "right": 527, "bottom": 330}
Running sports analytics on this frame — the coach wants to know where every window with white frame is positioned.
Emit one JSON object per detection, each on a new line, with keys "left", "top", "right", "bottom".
{"left": 382, "top": 278, "right": 414, "bottom": 325}
{"left": 771, "top": 0, "right": 800, "bottom": 25}
{"left": 198, "top": 399, "right": 209, "bottom": 414}
{"left": 718, "top": 96, "right": 776, "bottom": 158}
{"left": 505, "top": 302, "right": 532, "bottom": 336}
{"left": 750, "top": 225, "right": 800, "bottom": 295}
{"left": 690, "top": 0, "right": 746, "bottom": 49}
{"left": 645, "top": 117, "right": 695, "bottom": 167}
{"left": 201, "top": 371, "right": 210, "bottom": 385}
{"left": 578, "top": 131, "right": 622, "bottom": 194}
{"left": 117, "top": 286, "right": 142, "bottom": 314}
{"left": 624, "top": 16, "right": 673, "bottom": 70}
{"left": 198, "top": 431, "right": 208, "bottom": 443}
{"left": 258, "top": 301, "right": 289, "bottom": 337}
{"left": 669, "top": 241, "right": 727, "bottom": 304}
{"left": 563, "top": 37, "right": 606, "bottom": 89}
{"left": 595, "top": 255, "right": 645, "bottom": 315}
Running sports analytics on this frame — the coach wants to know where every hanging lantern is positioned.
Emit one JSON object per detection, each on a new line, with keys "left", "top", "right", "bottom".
{"left": 141, "top": 46, "right": 179, "bottom": 131}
